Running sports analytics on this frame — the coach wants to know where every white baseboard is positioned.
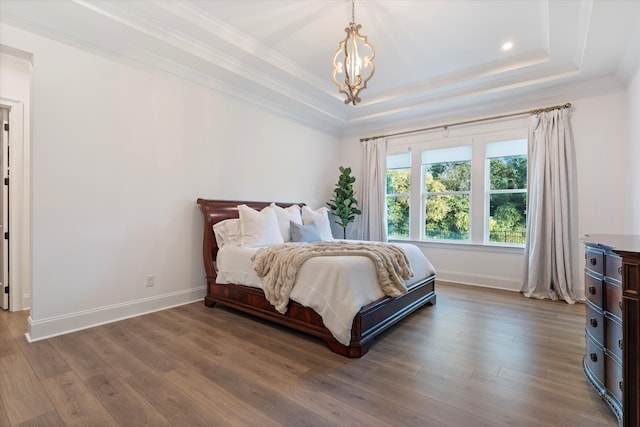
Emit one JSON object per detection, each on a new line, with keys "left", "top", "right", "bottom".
{"left": 435, "top": 269, "right": 521, "bottom": 292}
{"left": 25, "top": 286, "right": 206, "bottom": 342}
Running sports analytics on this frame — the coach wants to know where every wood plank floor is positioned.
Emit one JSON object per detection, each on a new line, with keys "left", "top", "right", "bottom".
{"left": 0, "top": 282, "right": 618, "bottom": 426}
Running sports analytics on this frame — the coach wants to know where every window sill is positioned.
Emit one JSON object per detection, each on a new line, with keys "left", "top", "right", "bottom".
{"left": 389, "top": 238, "right": 525, "bottom": 254}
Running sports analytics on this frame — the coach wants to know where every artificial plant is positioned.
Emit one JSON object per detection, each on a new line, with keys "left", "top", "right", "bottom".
{"left": 327, "top": 166, "right": 362, "bottom": 239}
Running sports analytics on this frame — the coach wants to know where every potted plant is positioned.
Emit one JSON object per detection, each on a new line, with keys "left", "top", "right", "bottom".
{"left": 327, "top": 166, "right": 362, "bottom": 239}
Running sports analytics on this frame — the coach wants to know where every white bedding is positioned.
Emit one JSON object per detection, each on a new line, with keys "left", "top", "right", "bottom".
{"left": 216, "top": 241, "right": 436, "bottom": 346}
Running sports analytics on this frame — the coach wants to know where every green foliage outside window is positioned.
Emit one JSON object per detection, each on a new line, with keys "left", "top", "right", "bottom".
{"left": 385, "top": 153, "right": 527, "bottom": 244}
{"left": 488, "top": 156, "right": 527, "bottom": 244}
{"left": 489, "top": 156, "right": 527, "bottom": 190}
{"left": 386, "top": 168, "right": 410, "bottom": 238}
{"left": 425, "top": 161, "right": 471, "bottom": 240}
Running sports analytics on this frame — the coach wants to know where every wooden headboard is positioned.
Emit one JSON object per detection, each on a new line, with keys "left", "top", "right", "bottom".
{"left": 196, "top": 199, "right": 303, "bottom": 280}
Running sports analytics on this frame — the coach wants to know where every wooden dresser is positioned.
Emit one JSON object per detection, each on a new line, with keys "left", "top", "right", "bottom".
{"left": 582, "top": 234, "right": 639, "bottom": 427}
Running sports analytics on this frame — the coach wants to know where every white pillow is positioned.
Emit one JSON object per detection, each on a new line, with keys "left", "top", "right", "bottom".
{"left": 301, "top": 206, "right": 334, "bottom": 241}
{"left": 212, "top": 218, "right": 241, "bottom": 247}
{"left": 237, "top": 204, "right": 284, "bottom": 247}
{"left": 270, "top": 203, "right": 302, "bottom": 242}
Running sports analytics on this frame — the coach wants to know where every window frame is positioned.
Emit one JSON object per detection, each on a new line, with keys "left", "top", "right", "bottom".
{"left": 485, "top": 154, "right": 528, "bottom": 246}
{"left": 385, "top": 122, "right": 528, "bottom": 248}
{"left": 386, "top": 166, "right": 412, "bottom": 239}
{"left": 385, "top": 152, "right": 412, "bottom": 240}
{"left": 422, "top": 153, "right": 472, "bottom": 242}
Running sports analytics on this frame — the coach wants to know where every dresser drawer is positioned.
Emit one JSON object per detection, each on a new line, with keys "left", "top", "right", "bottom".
{"left": 586, "top": 247, "right": 604, "bottom": 276}
{"left": 605, "top": 253, "right": 622, "bottom": 283}
{"left": 604, "top": 279, "right": 622, "bottom": 320}
{"left": 585, "top": 336, "right": 605, "bottom": 387}
{"left": 605, "top": 314, "right": 623, "bottom": 362}
{"left": 586, "top": 302, "right": 604, "bottom": 345}
{"left": 605, "top": 353, "right": 623, "bottom": 406}
{"left": 585, "top": 272, "right": 603, "bottom": 307}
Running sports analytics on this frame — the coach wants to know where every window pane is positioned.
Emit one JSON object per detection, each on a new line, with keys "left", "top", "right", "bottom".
{"left": 425, "top": 161, "right": 471, "bottom": 192}
{"left": 386, "top": 168, "right": 410, "bottom": 194}
{"left": 489, "top": 193, "right": 527, "bottom": 244}
{"left": 387, "top": 196, "right": 410, "bottom": 238}
{"left": 489, "top": 156, "right": 527, "bottom": 190}
{"left": 425, "top": 194, "right": 469, "bottom": 240}
{"left": 387, "top": 167, "right": 410, "bottom": 239}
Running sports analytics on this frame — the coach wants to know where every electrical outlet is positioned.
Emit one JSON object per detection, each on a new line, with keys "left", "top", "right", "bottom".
{"left": 145, "top": 275, "right": 155, "bottom": 287}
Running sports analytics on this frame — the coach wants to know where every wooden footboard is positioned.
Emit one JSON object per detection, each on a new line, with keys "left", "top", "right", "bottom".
{"left": 206, "top": 274, "right": 436, "bottom": 357}
{"left": 197, "top": 198, "right": 437, "bottom": 357}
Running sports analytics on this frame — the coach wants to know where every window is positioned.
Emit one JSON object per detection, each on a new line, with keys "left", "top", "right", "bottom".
{"left": 422, "top": 146, "right": 471, "bottom": 241}
{"left": 385, "top": 126, "right": 528, "bottom": 246}
{"left": 386, "top": 152, "right": 411, "bottom": 238}
{"left": 486, "top": 140, "right": 527, "bottom": 244}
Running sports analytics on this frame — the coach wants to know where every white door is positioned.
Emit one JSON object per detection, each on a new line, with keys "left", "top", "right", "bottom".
{"left": 0, "top": 107, "right": 8, "bottom": 310}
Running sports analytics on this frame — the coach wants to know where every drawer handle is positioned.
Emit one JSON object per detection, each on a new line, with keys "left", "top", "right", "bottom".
{"left": 588, "top": 286, "right": 596, "bottom": 295}
{"left": 618, "top": 339, "right": 623, "bottom": 350}
{"left": 590, "top": 258, "right": 597, "bottom": 266}
{"left": 589, "top": 318, "right": 598, "bottom": 328}
{"left": 590, "top": 353, "right": 598, "bottom": 362}
{"left": 618, "top": 266, "right": 622, "bottom": 275}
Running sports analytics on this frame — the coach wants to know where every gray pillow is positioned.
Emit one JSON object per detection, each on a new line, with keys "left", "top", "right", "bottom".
{"left": 290, "top": 220, "right": 322, "bottom": 242}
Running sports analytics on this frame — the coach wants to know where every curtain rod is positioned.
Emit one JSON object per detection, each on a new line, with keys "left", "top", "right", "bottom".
{"left": 359, "top": 102, "right": 572, "bottom": 142}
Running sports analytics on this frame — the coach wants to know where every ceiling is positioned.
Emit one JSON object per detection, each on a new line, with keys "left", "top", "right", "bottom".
{"left": 2, "top": 0, "right": 640, "bottom": 137}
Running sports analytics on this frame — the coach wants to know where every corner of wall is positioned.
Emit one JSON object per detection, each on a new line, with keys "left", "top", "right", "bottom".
{"left": 629, "top": 65, "right": 640, "bottom": 234}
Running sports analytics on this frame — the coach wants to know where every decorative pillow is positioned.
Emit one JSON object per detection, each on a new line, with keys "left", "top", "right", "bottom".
{"left": 212, "top": 218, "right": 241, "bottom": 247}
{"left": 237, "top": 204, "right": 284, "bottom": 247}
{"left": 270, "top": 203, "right": 302, "bottom": 242}
{"left": 290, "top": 220, "right": 321, "bottom": 243}
{"left": 301, "top": 206, "right": 334, "bottom": 241}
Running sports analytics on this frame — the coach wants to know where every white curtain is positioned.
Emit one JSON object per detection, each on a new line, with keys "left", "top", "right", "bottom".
{"left": 359, "top": 137, "right": 388, "bottom": 242}
{"left": 521, "top": 108, "right": 578, "bottom": 303}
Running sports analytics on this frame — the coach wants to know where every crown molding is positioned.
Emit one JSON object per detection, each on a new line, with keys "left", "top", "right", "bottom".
{"left": 2, "top": 0, "right": 637, "bottom": 136}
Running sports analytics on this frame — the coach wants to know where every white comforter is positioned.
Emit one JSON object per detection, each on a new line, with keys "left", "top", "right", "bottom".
{"left": 216, "top": 241, "right": 436, "bottom": 346}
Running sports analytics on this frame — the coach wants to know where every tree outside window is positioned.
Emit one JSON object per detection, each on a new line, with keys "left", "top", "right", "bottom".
{"left": 488, "top": 155, "right": 527, "bottom": 244}
{"left": 424, "top": 160, "right": 471, "bottom": 241}
{"left": 384, "top": 133, "right": 527, "bottom": 246}
{"left": 386, "top": 168, "right": 410, "bottom": 238}
{"left": 386, "top": 152, "right": 411, "bottom": 239}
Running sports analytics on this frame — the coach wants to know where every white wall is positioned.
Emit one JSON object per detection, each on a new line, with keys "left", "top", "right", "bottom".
{"left": 2, "top": 19, "right": 638, "bottom": 338}
{"left": 341, "top": 89, "right": 633, "bottom": 294}
{"left": 0, "top": 24, "right": 340, "bottom": 340}
{"left": 628, "top": 67, "right": 640, "bottom": 234}
{"left": 573, "top": 92, "right": 631, "bottom": 235}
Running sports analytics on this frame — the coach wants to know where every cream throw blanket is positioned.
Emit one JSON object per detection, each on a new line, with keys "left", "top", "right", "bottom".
{"left": 252, "top": 241, "right": 414, "bottom": 314}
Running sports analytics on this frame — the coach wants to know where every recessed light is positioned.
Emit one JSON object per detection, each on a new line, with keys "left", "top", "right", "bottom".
{"left": 502, "top": 41, "right": 514, "bottom": 51}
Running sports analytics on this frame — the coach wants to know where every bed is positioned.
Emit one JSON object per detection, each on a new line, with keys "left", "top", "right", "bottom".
{"left": 196, "top": 199, "right": 437, "bottom": 357}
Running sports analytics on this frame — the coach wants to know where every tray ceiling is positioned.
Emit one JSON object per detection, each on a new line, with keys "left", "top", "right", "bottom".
{"left": 2, "top": 0, "right": 639, "bottom": 136}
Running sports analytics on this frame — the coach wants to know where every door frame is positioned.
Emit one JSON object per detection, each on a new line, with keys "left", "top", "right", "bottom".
{"left": 0, "top": 107, "right": 8, "bottom": 309}
{"left": 0, "top": 47, "right": 33, "bottom": 315}
{"left": 0, "top": 97, "right": 29, "bottom": 312}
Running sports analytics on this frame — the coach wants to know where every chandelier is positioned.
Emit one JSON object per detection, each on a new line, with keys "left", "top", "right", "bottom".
{"left": 331, "top": 0, "right": 375, "bottom": 105}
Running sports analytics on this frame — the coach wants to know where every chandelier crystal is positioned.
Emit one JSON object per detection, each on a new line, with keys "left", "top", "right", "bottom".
{"left": 332, "top": 0, "right": 375, "bottom": 105}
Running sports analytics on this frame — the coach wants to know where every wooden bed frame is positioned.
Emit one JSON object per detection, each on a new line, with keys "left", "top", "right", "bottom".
{"left": 196, "top": 199, "right": 437, "bottom": 357}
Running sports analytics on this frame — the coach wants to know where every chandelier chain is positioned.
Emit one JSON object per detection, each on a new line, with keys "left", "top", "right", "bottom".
{"left": 351, "top": 0, "right": 355, "bottom": 24}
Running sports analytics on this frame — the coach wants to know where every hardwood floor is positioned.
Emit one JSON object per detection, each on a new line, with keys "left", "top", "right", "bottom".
{"left": 0, "top": 282, "right": 618, "bottom": 426}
